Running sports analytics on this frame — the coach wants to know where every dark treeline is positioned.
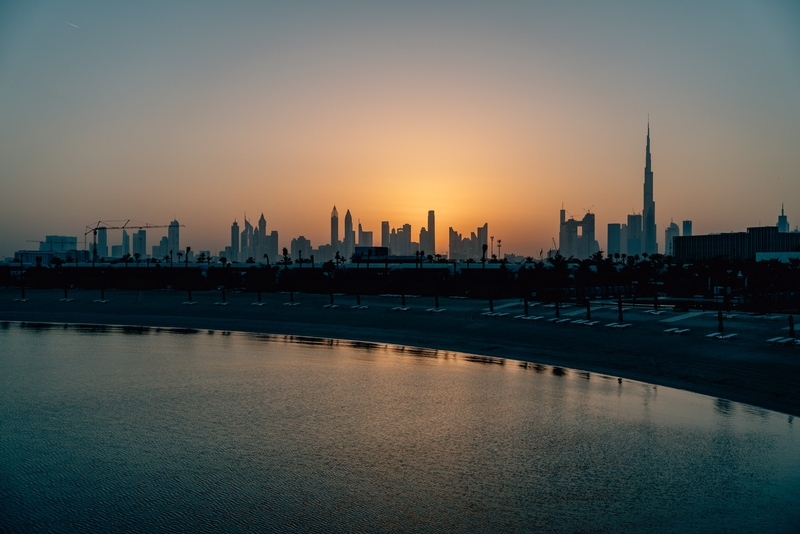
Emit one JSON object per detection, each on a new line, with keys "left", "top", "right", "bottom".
{"left": 3, "top": 251, "right": 799, "bottom": 312}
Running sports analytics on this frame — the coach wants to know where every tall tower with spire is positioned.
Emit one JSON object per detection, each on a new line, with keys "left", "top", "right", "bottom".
{"left": 643, "top": 120, "right": 658, "bottom": 254}
{"left": 777, "top": 204, "right": 790, "bottom": 232}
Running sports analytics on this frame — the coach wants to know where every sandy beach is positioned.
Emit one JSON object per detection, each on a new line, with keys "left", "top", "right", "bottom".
{"left": 2, "top": 287, "right": 799, "bottom": 417}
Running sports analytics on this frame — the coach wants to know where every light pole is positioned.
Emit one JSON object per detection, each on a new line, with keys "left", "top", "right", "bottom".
{"left": 497, "top": 239, "right": 502, "bottom": 261}
{"left": 490, "top": 236, "right": 494, "bottom": 259}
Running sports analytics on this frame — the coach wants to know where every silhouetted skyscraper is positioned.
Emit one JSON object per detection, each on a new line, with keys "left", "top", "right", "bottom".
{"left": 607, "top": 223, "right": 621, "bottom": 255}
{"left": 665, "top": 220, "right": 680, "bottom": 256}
{"left": 331, "top": 206, "right": 339, "bottom": 248}
{"left": 381, "top": 221, "right": 390, "bottom": 250}
{"left": 777, "top": 205, "right": 790, "bottom": 232}
{"left": 121, "top": 229, "right": 130, "bottom": 256}
{"left": 643, "top": 122, "right": 657, "bottom": 254}
{"left": 96, "top": 226, "right": 108, "bottom": 260}
{"left": 168, "top": 219, "right": 180, "bottom": 258}
{"left": 241, "top": 217, "right": 253, "bottom": 261}
{"left": 627, "top": 213, "right": 643, "bottom": 256}
{"left": 231, "top": 220, "right": 240, "bottom": 262}
{"left": 682, "top": 220, "right": 692, "bottom": 237}
{"left": 428, "top": 210, "right": 435, "bottom": 254}
{"left": 559, "top": 205, "right": 599, "bottom": 259}
{"left": 343, "top": 209, "right": 355, "bottom": 259}
{"left": 133, "top": 230, "right": 146, "bottom": 258}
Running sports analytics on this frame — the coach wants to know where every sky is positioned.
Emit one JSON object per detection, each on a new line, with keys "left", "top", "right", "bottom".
{"left": 1, "top": 1, "right": 799, "bottom": 259}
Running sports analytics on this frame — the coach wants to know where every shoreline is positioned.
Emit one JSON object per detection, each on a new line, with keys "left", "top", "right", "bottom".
{"left": 2, "top": 288, "right": 799, "bottom": 417}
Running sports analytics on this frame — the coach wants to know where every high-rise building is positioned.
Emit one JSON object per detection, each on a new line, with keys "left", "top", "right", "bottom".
{"left": 381, "top": 221, "right": 390, "bottom": 250}
{"left": 558, "top": 206, "right": 599, "bottom": 259}
{"left": 343, "top": 209, "right": 355, "bottom": 259}
{"left": 777, "top": 205, "right": 790, "bottom": 233}
{"left": 664, "top": 220, "right": 680, "bottom": 256}
{"left": 133, "top": 230, "right": 146, "bottom": 258}
{"left": 121, "top": 230, "right": 130, "bottom": 257}
{"left": 427, "top": 210, "right": 435, "bottom": 254}
{"left": 231, "top": 220, "right": 240, "bottom": 262}
{"left": 168, "top": 219, "right": 180, "bottom": 258}
{"left": 94, "top": 226, "right": 108, "bottom": 260}
{"left": 682, "top": 220, "right": 692, "bottom": 237}
{"left": 291, "top": 236, "right": 312, "bottom": 260}
{"left": 642, "top": 122, "right": 658, "bottom": 254}
{"left": 419, "top": 227, "right": 430, "bottom": 257}
{"left": 241, "top": 217, "right": 253, "bottom": 261}
{"left": 358, "top": 222, "right": 373, "bottom": 248}
{"left": 331, "top": 206, "right": 339, "bottom": 248}
{"left": 607, "top": 224, "right": 621, "bottom": 255}
{"left": 627, "top": 213, "right": 643, "bottom": 256}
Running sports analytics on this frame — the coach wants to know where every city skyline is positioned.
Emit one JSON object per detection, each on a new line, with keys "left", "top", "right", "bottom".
{"left": 1, "top": 2, "right": 799, "bottom": 258}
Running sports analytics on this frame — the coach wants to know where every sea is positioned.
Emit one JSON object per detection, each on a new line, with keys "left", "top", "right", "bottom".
{"left": 1, "top": 321, "right": 798, "bottom": 532}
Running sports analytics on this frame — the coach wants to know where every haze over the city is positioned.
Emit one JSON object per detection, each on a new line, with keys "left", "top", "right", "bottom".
{"left": 1, "top": 1, "right": 799, "bottom": 259}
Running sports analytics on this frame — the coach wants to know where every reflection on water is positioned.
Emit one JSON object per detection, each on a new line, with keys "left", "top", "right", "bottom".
{"left": 1, "top": 322, "right": 799, "bottom": 533}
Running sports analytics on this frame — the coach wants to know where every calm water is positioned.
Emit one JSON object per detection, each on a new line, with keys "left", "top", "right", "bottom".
{"left": 1, "top": 322, "right": 798, "bottom": 533}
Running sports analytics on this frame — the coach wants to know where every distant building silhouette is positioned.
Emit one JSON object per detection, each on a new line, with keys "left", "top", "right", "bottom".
{"left": 449, "top": 223, "right": 488, "bottom": 260}
{"left": 290, "top": 236, "right": 311, "bottom": 260}
{"left": 231, "top": 220, "right": 240, "bottom": 262}
{"left": 643, "top": 122, "right": 658, "bottom": 254}
{"left": 559, "top": 205, "right": 599, "bottom": 259}
{"left": 331, "top": 206, "right": 339, "bottom": 248}
{"left": 241, "top": 217, "right": 253, "bottom": 261}
{"left": 682, "top": 220, "right": 693, "bottom": 237}
{"left": 358, "top": 222, "right": 373, "bottom": 248}
{"left": 121, "top": 229, "right": 130, "bottom": 257}
{"left": 664, "top": 220, "right": 680, "bottom": 256}
{"left": 133, "top": 230, "right": 146, "bottom": 258}
{"left": 607, "top": 223, "right": 621, "bottom": 255}
{"left": 777, "top": 204, "right": 790, "bottom": 232}
{"left": 627, "top": 213, "right": 643, "bottom": 256}
{"left": 674, "top": 226, "right": 800, "bottom": 262}
{"left": 381, "top": 221, "right": 390, "bottom": 251}
{"left": 168, "top": 220, "right": 180, "bottom": 258}
{"left": 419, "top": 210, "right": 435, "bottom": 255}
{"left": 343, "top": 209, "right": 355, "bottom": 259}
{"left": 94, "top": 226, "right": 108, "bottom": 260}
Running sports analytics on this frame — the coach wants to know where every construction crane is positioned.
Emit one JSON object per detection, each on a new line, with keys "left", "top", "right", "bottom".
{"left": 84, "top": 220, "right": 184, "bottom": 266}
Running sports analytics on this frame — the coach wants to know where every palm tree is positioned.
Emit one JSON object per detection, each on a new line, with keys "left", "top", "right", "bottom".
{"left": 218, "top": 256, "right": 228, "bottom": 267}
{"left": 263, "top": 253, "right": 270, "bottom": 266}
{"left": 282, "top": 248, "right": 291, "bottom": 270}
{"left": 163, "top": 254, "right": 172, "bottom": 267}
{"left": 196, "top": 252, "right": 207, "bottom": 264}
{"left": 176, "top": 251, "right": 184, "bottom": 266}
{"left": 134, "top": 252, "right": 141, "bottom": 267}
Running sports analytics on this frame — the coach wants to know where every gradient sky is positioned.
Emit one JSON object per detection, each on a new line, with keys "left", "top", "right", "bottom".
{"left": 1, "top": 1, "right": 799, "bottom": 258}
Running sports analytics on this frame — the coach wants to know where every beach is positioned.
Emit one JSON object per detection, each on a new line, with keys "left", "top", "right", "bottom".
{"left": 2, "top": 288, "right": 799, "bottom": 417}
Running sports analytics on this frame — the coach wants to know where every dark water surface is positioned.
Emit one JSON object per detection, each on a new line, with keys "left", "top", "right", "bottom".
{"left": 1, "top": 322, "right": 798, "bottom": 532}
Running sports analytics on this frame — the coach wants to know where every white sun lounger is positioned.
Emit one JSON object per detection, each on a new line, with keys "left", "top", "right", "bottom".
{"left": 705, "top": 332, "right": 722, "bottom": 339}
{"left": 663, "top": 328, "right": 678, "bottom": 335}
{"left": 584, "top": 321, "right": 598, "bottom": 326}
{"left": 719, "top": 334, "right": 738, "bottom": 340}
{"left": 673, "top": 328, "right": 690, "bottom": 335}
{"left": 604, "top": 322, "right": 619, "bottom": 328}
{"left": 766, "top": 337, "right": 787, "bottom": 345}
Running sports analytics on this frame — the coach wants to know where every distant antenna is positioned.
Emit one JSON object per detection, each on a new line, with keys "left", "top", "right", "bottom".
{"left": 584, "top": 204, "right": 594, "bottom": 214}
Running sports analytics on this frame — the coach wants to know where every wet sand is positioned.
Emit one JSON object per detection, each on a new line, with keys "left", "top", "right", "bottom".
{"left": 2, "top": 288, "right": 799, "bottom": 416}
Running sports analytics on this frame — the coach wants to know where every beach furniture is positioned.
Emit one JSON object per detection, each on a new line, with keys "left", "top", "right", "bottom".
{"left": 766, "top": 337, "right": 784, "bottom": 345}
{"left": 214, "top": 302, "right": 229, "bottom": 306}
{"left": 572, "top": 319, "right": 587, "bottom": 325}
{"left": 584, "top": 321, "right": 598, "bottom": 326}
{"left": 557, "top": 318, "right": 572, "bottom": 324}
{"left": 613, "top": 324, "right": 632, "bottom": 329}
{"left": 604, "top": 322, "right": 619, "bottom": 328}
{"left": 183, "top": 301, "right": 198, "bottom": 306}
{"left": 663, "top": 328, "right": 678, "bottom": 335}
{"left": 59, "top": 298, "right": 74, "bottom": 302}
{"left": 391, "top": 306, "right": 409, "bottom": 312}
{"left": 673, "top": 328, "right": 690, "bottom": 335}
{"left": 719, "top": 334, "right": 738, "bottom": 340}
{"left": 705, "top": 332, "right": 722, "bottom": 339}
{"left": 776, "top": 338, "right": 795, "bottom": 346}
{"left": 496, "top": 313, "right": 509, "bottom": 318}
{"left": 12, "top": 298, "right": 28, "bottom": 302}
{"left": 547, "top": 318, "right": 560, "bottom": 323}
{"left": 93, "top": 299, "right": 109, "bottom": 304}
